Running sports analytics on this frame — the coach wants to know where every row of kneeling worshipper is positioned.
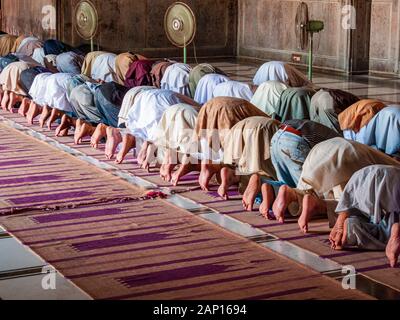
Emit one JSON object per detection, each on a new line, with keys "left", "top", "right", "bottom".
{"left": 0, "top": 32, "right": 399, "bottom": 268}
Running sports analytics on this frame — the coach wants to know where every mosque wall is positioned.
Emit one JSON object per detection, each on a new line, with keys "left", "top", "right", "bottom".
{"left": 0, "top": 0, "right": 57, "bottom": 39}
{"left": 238, "top": 0, "right": 400, "bottom": 76}
{"left": 0, "top": 0, "right": 236, "bottom": 59}
{"left": 58, "top": 0, "right": 237, "bottom": 59}
{"left": 369, "top": 0, "right": 400, "bottom": 74}
{"left": 1, "top": 0, "right": 399, "bottom": 75}
{"left": 237, "top": 0, "right": 366, "bottom": 74}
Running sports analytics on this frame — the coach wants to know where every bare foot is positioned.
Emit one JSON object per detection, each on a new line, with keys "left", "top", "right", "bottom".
{"left": 6, "top": 93, "right": 14, "bottom": 112}
{"left": 39, "top": 105, "right": 51, "bottom": 128}
{"left": 26, "top": 102, "right": 42, "bottom": 124}
{"left": 217, "top": 167, "right": 240, "bottom": 200}
{"left": 1, "top": 91, "right": 9, "bottom": 110}
{"left": 272, "top": 185, "right": 298, "bottom": 223}
{"left": 105, "top": 127, "right": 122, "bottom": 160}
{"left": 116, "top": 134, "right": 136, "bottom": 164}
{"left": 171, "top": 162, "right": 201, "bottom": 186}
{"left": 199, "top": 163, "right": 222, "bottom": 192}
{"left": 47, "top": 108, "right": 63, "bottom": 130}
{"left": 7, "top": 103, "right": 17, "bottom": 113}
{"left": 91, "top": 123, "right": 108, "bottom": 149}
{"left": 75, "top": 121, "right": 95, "bottom": 145}
{"left": 160, "top": 149, "right": 176, "bottom": 182}
{"left": 18, "top": 98, "right": 31, "bottom": 117}
{"left": 141, "top": 143, "right": 157, "bottom": 171}
{"left": 7, "top": 92, "right": 22, "bottom": 112}
{"left": 386, "top": 224, "right": 400, "bottom": 268}
{"left": 74, "top": 119, "right": 83, "bottom": 144}
{"left": 329, "top": 212, "right": 349, "bottom": 250}
{"left": 259, "top": 183, "right": 275, "bottom": 219}
{"left": 58, "top": 128, "right": 69, "bottom": 137}
{"left": 137, "top": 141, "right": 149, "bottom": 166}
{"left": 242, "top": 174, "right": 261, "bottom": 211}
{"left": 160, "top": 163, "right": 176, "bottom": 182}
{"left": 55, "top": 114, "right": 72, "bottom": 137}
{"left": 298, "top": 194, "right": 327, "bottom": 234}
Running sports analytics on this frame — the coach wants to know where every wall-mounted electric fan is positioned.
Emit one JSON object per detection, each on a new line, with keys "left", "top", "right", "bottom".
{"left": 164, "top": 2, "right": 197, "bottom": 64}
{"left": 75, "top": 0, "right": 98, "bottom": 52}
{"left": 295, "top": 2, "right": 324, "bottom": 81}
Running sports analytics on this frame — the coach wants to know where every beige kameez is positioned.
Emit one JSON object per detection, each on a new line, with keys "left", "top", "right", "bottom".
{"left": 0, "top": 34, "right": 17, "bottom": 56}
{"left": 298, "top": 138, "right": 400, "bottom": 196}
{"left": 154, "top": 103, "right": 199, "bottom": 154}
{"left": 0, "top": 61, "right": 37, "bottom": 96}
{"left": 195, "top": 97, "right": 267, "bottom": 149}
{"left": 224, "top": 116, "right": 280, "bottom": 179}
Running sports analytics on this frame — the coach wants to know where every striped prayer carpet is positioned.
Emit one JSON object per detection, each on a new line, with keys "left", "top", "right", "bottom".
{"left": 0, "top": 124, "right": 145, "bottom": 213}
{"left": 0, "top": 124, "right": 370, "bottom": 300}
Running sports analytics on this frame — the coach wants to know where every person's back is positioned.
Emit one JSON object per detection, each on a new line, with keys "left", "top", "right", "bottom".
{"left": 363, "top": 106, "right": 400, "bottom": 157}
{"left": 160, "top": 63, "right": 192, "bottom": 96}
{"left": 213, "top": 80, "right": 253, "bottom": 101}
{"left": 126, "top": 89, "right": 186, "bottom": 142}
{"left": 253, "top": 61, "right": 288, "bottom": 86}
{"left": 194, "top": 73, "right": 229, "bottom": 105}
{"left": 299, "top": 138, "right": 400, "bottom": 195}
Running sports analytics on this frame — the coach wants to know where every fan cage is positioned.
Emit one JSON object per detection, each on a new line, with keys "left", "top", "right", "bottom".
{"left": 74, "top": 0, "right": 99, "bottom": 41}
{"left": 295, "top": 2, "right": 309, "bottom": 50}
{"left": 164, "top": 2, "right": 197, "bottom": 48}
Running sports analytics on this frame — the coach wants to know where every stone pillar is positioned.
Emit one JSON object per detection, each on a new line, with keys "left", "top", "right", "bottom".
{"left": 344, "top": 0, "right": 372, "bottom": 74}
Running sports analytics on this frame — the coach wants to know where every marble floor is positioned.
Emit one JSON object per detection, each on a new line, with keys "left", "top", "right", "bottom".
{"left": 0, "top": 226, "right": 90, "bottom": 300}
{"left": 212, "top": 60, "right": 400, "bottom": 104}
{"left": 1, "top": 60, "right": 399, "bottom": 300}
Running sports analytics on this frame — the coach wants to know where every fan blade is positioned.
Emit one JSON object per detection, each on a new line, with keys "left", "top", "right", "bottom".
{"left": 295, "top": 2, "right": 309, "bottom": 50}
{"left": 75, "top": 0, "right": 98, "bottom": 41}
{"left": 164, "top": 2, "right": 196, "bottom": 48}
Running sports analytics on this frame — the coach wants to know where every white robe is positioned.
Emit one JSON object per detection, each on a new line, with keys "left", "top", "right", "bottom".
{"left": 91, "top": 53, "right": 117, "bottom": 83}
{"left": 161, "top": 63, "right": 192, "bottom": 96}
{"left": 118, "top": 86, "right": 156, "bottom": 128}
{"left": 194, "top": 73, "right": 230, "bottom": 105}
{"left": 253, "top": 61, "right": 289, "bottom": 86}
{"left": 29, "top": 73, "right": 53, "bottom": 105}
{"left": 42, "top": 73, "right": 74, "bottom": 112}
{"left": 32, "top": 47, "right": 46, "bottom": 66}
{"left": 17, "top": 37, "right": 39, "bottom": 53}
{"left": 213, "top": 80, "right": 253, "bottom": 101}
{"left": 126, "top": 89, "right": 186, "bottom": 143}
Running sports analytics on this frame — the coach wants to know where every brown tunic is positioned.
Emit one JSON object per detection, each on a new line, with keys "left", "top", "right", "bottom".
{"left": 195, "top": 97, "right": 268, "bottom": 149}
